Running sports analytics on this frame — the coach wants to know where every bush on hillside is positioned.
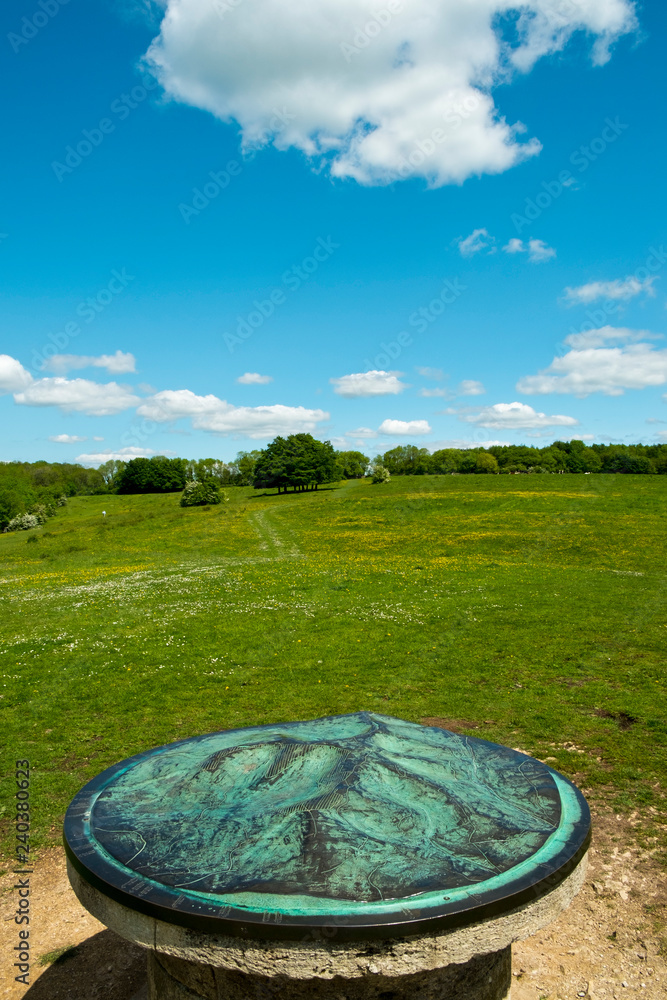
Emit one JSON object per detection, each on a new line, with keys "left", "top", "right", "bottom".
{"left": 4, "top": 498, "right": 61, "bottom": 532}
{"left": 180, "top": 481, "right": 227, "bottom": 507}
{"left": 6, "top": 512, "right": 41, "bottom": 532}
{"left": 371, "top": 465, "right": 390, "bottom": 484}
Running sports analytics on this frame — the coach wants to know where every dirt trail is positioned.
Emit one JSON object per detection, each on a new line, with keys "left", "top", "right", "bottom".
{"left": 1, "top": 806, "right": 664, "bottom": 1000}
{"left": 251, "top": 509, "right": 302, "bottom": 558}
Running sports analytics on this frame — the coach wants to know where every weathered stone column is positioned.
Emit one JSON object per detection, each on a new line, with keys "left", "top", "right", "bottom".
{"left": 147, "top": 946, "right": 512, "bottom": 999}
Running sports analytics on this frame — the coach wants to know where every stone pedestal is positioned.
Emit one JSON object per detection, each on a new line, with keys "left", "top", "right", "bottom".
{"left": 68, "top": 854, "right": 587, "bottom": 1000}
{"left": 147, "top": 947, "right": 512, "bottom": 999}
{"left": 64, "top": 714, "right": 591, "bottom": 1000}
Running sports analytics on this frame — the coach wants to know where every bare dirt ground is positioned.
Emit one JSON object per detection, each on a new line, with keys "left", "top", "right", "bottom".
{"left": 1, "top": 807, "right": 665, "bottom": 1000}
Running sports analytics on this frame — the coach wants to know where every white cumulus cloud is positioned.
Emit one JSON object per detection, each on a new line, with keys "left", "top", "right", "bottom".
{"left": 15, "top": 378, "right": 140, "bottom": 415}
{"left": 144, "top": 0, "right": 635, "bottom": 187}
{"left": 517, "top": 342, "right": 667, "bottom": 397}
{"left": 136, "top": 389, "right": 329, "bottom": 438}
{"left": 44, "top": 351, "right": 137, "bottom": 375}
{"left": 457, "top": 401, "right": 578, "bottom": 429}
{"left": 330, "top": 370, "right": 407, "bottom": 397}
{"left": 236, "top": 372, "right": 273, "bottom": 384}
{"left": 378, "top": 418, "right": 431, "bottom": 435}
{"left": 49, "top": 434, "right": 87, "bottom": 444}
{"left": 0, "top": 355, "right": 32, "bottom": 393}
{"left": 563, "top": 276, "right": 657, "bottom": 305}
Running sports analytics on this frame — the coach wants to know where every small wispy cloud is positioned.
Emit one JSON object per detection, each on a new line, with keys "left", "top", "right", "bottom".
{"left": 49, "top": 434, "right": 87, "bottom": 444}
{"left": 458, "top": 379, "right": 485, "bottom": 396}
{"left": 346, "top": 426, "right": 377, "bottom": 438}
{"left": 418, "top": 387, "right": 453, "bottom": 399}
{"left": 563, "top": 276, "right": 657, "bottom": 305}
{"left": 75, "top": 446, "right": 157, "bottom": 466}
{"left": 236, "top": 372, "right": 273, "bottom": 384}
{"left": 415, "top": 366, "right": 444, "bottom": 381}
{"left": 457, "top": 228, "right": 495, "bottom": 258}
{"left": 503, "top": 238, "right": 556, "bottom": 262}
{"left": 44, "top": 351, "right": 137, "bottom": 375}
{"left": 418, "top": 379, "right": 484, "bottom": 399}
{"left": 503, "top": 238, "right": 524, "bottom": 254}
{"left": 563, "top": 326, "right": 660, "bottom": 350}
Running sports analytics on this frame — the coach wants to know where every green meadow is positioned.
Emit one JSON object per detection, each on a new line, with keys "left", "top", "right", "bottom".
{"left": 0, "top": 474, "right": 665, "bottom": 859}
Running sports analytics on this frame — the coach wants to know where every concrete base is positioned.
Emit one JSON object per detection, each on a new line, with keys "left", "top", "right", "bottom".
{"left": 68, "top": 857, "right": 587, "bottom": 1000}
{"left": 147, "top": 946, "right": 512, "bottom": 999}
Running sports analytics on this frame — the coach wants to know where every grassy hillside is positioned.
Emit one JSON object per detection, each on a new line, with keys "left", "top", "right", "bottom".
{"left": 1, "top": 474, "right": 665, "bottom": 858}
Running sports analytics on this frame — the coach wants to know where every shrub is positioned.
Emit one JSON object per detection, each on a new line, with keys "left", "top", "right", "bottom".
{"left": 30, "top": 503, "right": 55, "bottom": 523}
{"left": 180, "top": 481, "right": 227, "bottom": 507}
{"left": 6, "top": 513, "right": 41, "bottom": 532}
{"left": 371, "top": 465, "right": 391, "bottom": 484}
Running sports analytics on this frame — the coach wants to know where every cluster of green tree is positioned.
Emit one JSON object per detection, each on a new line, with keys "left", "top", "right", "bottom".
{"left": 0, "top": 461, "right": 103, "bottom": 530}
{"left": 253, "top": 435, "right": 338, "bottom": 492}
{"left": 2, "top": 436, "right": 663, "bottom": 528}
{"left": 114, "top": 456, "right": 190, "bottom": 494}
{"left": 376, "top": 441, "right": 667, "bottom": 476}
{"left": 335, "top": 451, "right": 369, "bottom": 479}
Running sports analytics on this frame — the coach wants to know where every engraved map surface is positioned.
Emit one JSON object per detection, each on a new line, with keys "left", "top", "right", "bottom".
{"left": 90, "top": 712, "right": 561, "bottom": 904}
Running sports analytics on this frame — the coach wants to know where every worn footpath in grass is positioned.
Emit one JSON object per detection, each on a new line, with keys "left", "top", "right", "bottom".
{"left": 0, "top": 474, "right": 665, "bottom": 861}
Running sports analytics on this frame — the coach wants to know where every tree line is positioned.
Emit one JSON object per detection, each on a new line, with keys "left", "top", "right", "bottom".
{"left": 1, "top": 437, "right": 665, "bottom": 529}
{"left": 0, "top": 461, "right": 103, "bottom": 531}
{"left": 375, "top": 440, "right": 667, "bottom": 476}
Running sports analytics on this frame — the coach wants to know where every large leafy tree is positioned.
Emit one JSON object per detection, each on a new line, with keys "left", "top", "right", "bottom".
{"left": 253, "top": 435, "right": 337, "bottom": 493}
{"left": 430, "top": 448, "right": 464, "bottom": 474}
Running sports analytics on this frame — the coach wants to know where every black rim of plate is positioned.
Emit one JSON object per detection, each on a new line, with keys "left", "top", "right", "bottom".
{"left": 64, "top": 721, "right": 592, "bottom": 942}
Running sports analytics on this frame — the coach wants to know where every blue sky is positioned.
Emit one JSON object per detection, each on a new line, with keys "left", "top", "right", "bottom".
{"left": 1, "top": 0, "right": 666, "bottom": 465}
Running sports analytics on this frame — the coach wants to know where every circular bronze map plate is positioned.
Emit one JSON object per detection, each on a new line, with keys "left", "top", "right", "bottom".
{"left": 64, "top": 712, "right": 590, "bottom": 941}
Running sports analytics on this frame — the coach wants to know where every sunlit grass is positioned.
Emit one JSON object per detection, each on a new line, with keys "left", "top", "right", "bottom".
{"left": 0, "top": 474, "right": 665, "bottom": 857}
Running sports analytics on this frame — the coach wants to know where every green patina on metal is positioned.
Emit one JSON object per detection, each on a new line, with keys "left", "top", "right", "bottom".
{"left": 68, "top": 713, "right": 588, "bottom": 922}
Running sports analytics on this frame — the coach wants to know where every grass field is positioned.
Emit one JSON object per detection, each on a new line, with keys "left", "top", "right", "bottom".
{"left": 1, "top": 474, "right": 665, "bottom": 861}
